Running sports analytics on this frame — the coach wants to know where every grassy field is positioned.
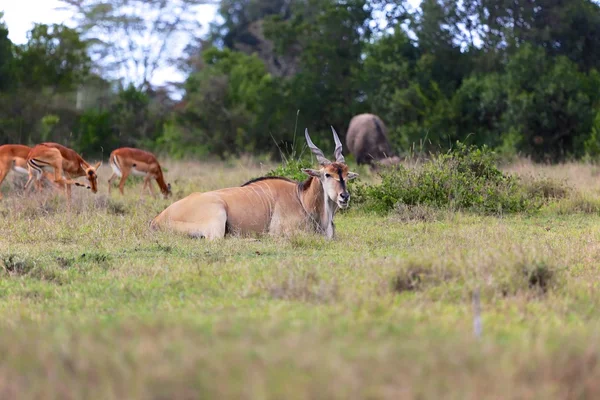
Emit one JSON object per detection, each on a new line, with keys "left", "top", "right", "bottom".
{"left": 2, "top": 158, "right": 600, "bottom": 399}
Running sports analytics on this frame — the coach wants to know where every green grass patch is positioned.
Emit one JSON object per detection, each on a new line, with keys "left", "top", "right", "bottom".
{"left": 0, "top": 160, "right": 599, "bottom": 397}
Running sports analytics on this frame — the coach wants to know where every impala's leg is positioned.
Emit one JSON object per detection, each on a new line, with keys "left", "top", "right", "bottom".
{"left": 118, "top": 170, "right": 130, "bottom": 195}
{"left": 0, "top": 165, "right": 10, "bottom": 199}
{"left": 51, "top": 179, "right": 66, "bottom": 194}
{"left": 149, "top": 181, "right": 157, "bottom": 197}
{"left": 144, "top": 175, "right": 156, "bottom": 197}
{"left": 24, "top": 166, "right": 39, "bottom": 193}
{"left": 0, "top": 167, "right": 8, "bottom": 200}
{"left": 141, "top": 177, "right": 148, "bottom": 196}
{"left": 38, "top": 171, "right": 54, "bottom": 192}
{"left": 66, "top": 181, "right": 72, "bottom": 201}
{"left": 35, "top": 177, "right": 43, "bottom": 192}
{"left": 59, "top": 180, "right": 73, "bottom": 211}
{"left": 55, "top": 177, "right": 86, "bottom": 211}
{"left": 107, "top": 172, "right": 117, "bottom": 194}
{"left": 49, "top": 164, "right": 74, "bottom": 203}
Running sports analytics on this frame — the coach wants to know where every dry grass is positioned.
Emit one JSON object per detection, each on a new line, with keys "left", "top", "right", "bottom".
{"left": 2, "top": 158, "right": 600, "bottom": 398}
{"left": 504, "top": 158, "right": 600, "bottom": 194}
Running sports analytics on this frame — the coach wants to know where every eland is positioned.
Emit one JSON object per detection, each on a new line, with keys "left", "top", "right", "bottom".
{"left": 150, "top": 128, "right": 358, "bottom": 240}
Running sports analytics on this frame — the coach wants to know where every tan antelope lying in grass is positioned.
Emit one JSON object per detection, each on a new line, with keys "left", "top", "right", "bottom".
{"left": 151, "top": 128, "right": 358, "bottom": 240}
{"left": 25, "top": 143, "right": 101, "bottom": 201}
{"left": 108, "top": 147, "right": 171, "bottom": 198}
{"left": 0, "top": 144, "right": 32, "bottom": 199}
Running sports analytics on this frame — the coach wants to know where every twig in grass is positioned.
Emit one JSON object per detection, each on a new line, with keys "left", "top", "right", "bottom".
{"left": 472, "top": 287, "right": 482, "bottom": 339}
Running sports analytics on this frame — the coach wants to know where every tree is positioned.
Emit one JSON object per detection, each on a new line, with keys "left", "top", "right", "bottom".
{"left": 0, "top": 13, "right": 15, "bottom": 92}
{"left": 413, "top": 0, "right": 473, "bottom": 94}
{"left": 502, "top": 44, "right": 600, "bottom": 161}
{"left": 212, "top": 0, "right": 292, "bottom": 50}
{"left": 15, "top": 24, "right": 91, "bottom": 92}
{"left": 362, "top": 27, "right": 420, "bottom": 116}
{"left": 452, "top": 73, "right": 507, "bottom": 147}
{"left": 58, "top": 0, "right": 213, "bottom": 90}
{"left": 176, "top": 47, "right": 283, "bottom": 158}
{"left": 264, "top": 0, "right": 372, "bottom": 137}
{"left": 448, "top": 0, "right": 600, "bottom": 71}
{"left": 0, "top": 24, "right": 92, "bottom": 145}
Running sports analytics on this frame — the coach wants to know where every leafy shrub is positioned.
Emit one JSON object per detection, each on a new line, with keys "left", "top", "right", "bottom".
{"left": 354, "top": 142, "right": 555, "bottom": 214}
{"left": 2, "top": 254, "right": 65, "bottom": 283}
{"left": 493, "top": 260, "right": 559, "bottom": 297}
{"left": 523, "top": 261, "right": 555, "bottom": 293}
{"left": 390, "top": 260, "right": 456, "bottom": 294}
{"left": 265, "top": 158, "right": 313, "bottom": 182}
{"left": 2, "top": 254, "right": 35, "bottom": 276}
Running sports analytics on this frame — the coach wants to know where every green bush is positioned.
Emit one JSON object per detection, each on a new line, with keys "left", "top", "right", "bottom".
{"left": 354, "top": 142, "right": 550, "bottom": 214}
{"left": 265, "top": 158, "right": 313, "bottom": 182}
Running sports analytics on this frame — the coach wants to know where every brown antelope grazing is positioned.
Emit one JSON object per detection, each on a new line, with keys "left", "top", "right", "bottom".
{"left": 25, "top": 143, "right": 101, "bottom": 201}
{"left": 150, "top": 128, "right": 358, "bottom": 240}
{"left": 0, "top": 144, "right": 32, "bottom": 199}
{"left": 107, "top": 147, "right": 171, "bottom": 198}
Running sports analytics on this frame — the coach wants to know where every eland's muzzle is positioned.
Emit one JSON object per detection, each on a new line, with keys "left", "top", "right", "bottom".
{"left": 339, "top": 192, "right": 350, "bottom": 207}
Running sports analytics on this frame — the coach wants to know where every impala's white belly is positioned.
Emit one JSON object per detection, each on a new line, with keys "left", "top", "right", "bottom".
{"left": 12, "top": 166, "right": 28, "bottom": 175}
{"left": 110, "top": 157, "right": 148, "bottom": 178}
{"left": 131, "top": 168, "right": 148, "bottom": 177}
{"left": 34, "top": 166, "right": 65, "bottom": 180}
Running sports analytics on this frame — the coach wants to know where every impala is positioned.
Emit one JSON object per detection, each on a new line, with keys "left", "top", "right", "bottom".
{"left": 108, "top": 147, "right": 171, "bottom": 198}
{"left": 25, "top": 143, "right": 101, "bottom": 200}
{"left": 150, "top": 128, "right": 358, "bottom": 240}
{"left": 0, "top": 144, "right": 32, "bottom": 199}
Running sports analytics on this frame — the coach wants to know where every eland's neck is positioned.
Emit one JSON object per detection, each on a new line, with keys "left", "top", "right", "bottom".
{"left": 299, "top": 177, "right": 338, "bottom": 239}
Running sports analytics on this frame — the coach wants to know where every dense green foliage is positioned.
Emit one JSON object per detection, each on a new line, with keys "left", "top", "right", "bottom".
{"left": 2, "top": 1, "right": 600, "bottom": 161}
{"left": 353, "top": 143, "right": 565, "bottom": 214}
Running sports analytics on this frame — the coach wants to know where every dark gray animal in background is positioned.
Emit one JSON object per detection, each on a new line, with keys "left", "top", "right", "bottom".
{"left": 345, "top": 113, "right": 401, "bottom": 167}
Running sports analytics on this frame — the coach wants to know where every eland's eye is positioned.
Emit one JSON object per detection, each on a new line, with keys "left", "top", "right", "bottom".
{"left": 325, "top": 173, "right": 331, "bottom": 178}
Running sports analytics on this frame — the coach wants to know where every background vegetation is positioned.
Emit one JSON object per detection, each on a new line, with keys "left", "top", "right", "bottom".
{"left": 4, "top": 0, "right": 600, "bottom": 162}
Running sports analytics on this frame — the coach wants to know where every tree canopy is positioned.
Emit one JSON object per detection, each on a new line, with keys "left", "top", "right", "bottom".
{"left": 2, "top": 0, "right": 600, "bottom": 161}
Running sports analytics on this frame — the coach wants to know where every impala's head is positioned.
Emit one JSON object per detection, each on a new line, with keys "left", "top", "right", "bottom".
{"left": 162, "top": 182, "right": 172, "bottom": 199}
{"left": 302, "top": 127, "right": 358, "bottom": 209}
{"left": 82, "top": 161, "right": 101, "bottom": 193}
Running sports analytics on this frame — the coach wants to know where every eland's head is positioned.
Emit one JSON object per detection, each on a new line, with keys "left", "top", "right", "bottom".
{"left": 302, "top": 127, "right": 359, "bottom": 209}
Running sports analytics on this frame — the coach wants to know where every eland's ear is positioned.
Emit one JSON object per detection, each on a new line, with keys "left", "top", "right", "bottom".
{"left": 94, "top": 161, "right": 102, "bottom": 170}
{"left": 347, "top": 172, "right": 359, "bottom": 180}
{"left": 302, "top": 168, "right": 322, "bottom": 178}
